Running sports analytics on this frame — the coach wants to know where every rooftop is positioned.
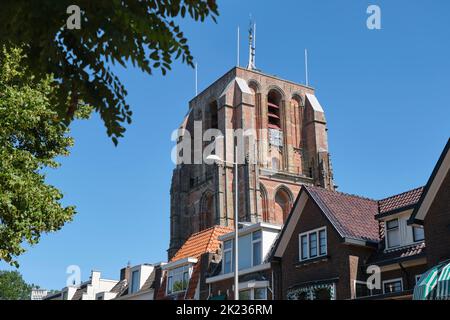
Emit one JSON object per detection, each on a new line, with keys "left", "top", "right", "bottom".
{"left": 377, "top": 187, "right": 424, "bottom": 216}
{"left": 170, "top": 225, "right": 233, "bottom": 263}
{"left": 305, "top": 185, "right": 380, "bottom": 243}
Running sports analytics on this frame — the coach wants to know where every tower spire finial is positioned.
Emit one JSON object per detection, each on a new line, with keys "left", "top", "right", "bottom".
{"left": 247, "top": 17, "right": 256, "bottom": 70}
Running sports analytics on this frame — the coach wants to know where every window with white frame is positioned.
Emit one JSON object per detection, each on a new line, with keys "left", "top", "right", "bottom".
{"left": 299, "top": 227, "right": 327, "bottom": 261}
{"left": 130, "top": 270, "right": 140, "bottom": 293}
{"left": 413, "top": 226, "right": 425, "bottom": 242}
{"left": 223, "top": 230, "right": 264, "bottom": 274}
{"left": 386, "top": 219, "right": 400, "bottom": 248}
{"left": 167, "top": 265, "right": 190, "bottom": 294}
{"left": 252, "top": 230, "right": 262, "bottom": 266}
{"left": 383, "top": 278, "right": 403, "bottom": 294}
{"left": 223, "top": 240, "right": 233, "bottom": 274}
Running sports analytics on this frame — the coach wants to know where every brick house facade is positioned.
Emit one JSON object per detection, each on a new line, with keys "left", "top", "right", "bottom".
{"left": 270, "top": 186, "right": 379, "bottom": 299}
{"left": 269, "top": 184, "right": 432, "bottom": 300}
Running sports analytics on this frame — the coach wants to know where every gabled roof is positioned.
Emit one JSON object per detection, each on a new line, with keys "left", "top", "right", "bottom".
{"left": 110, "top": 279, "right": 128, "bottom": 297}
{"left": 272, "top": 185, "right": 379, "bottom": 258}
{"left": 305, "top": 185, "right": 380, "bottom": 242}
{"left": 409, "top": 139, "right": 450, "bottom": 225}
{"left": 376, "top": 187, "right": 424, "bottom": 218}
{"left": 71, "top": 285, "right": 87, "bottom": 300}
{"left": 170, "top": 225, "right": 233, "bottom": 263}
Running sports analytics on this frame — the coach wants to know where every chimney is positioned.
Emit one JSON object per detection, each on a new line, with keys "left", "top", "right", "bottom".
{"left": 120, "top": 262, "right": 132, "bottom": 282}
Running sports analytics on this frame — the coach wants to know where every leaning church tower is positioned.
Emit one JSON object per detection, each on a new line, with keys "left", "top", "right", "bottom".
{"left": 168, "top": 27, "right": 334, "bottom": 258}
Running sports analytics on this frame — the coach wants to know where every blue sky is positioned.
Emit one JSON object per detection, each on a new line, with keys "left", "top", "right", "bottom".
{"left": 1, "top": 0, "right": 449, "bottom": 290}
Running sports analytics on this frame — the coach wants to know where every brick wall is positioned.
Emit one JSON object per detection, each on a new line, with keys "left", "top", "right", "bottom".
{"left": 424, "top": 171, "right": 450, "bottom": 266}
{"left": 275, "top": 198, "right": 373, "bottom": 299}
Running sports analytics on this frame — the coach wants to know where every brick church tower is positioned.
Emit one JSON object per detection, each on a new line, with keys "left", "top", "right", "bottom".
{"left": 169, "top": 39, "right": 334, "bottom": 258}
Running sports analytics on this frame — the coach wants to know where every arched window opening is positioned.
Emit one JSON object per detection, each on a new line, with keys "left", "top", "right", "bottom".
{"left": 267, "top": 90, "right": 282, "bottom": 130}
{"left": 274, "top": 188, "right": 292, "bottom": 224}
{"left": 259, "top": 185, "right": 269, "bottom": 222}
{"left": 291, "top": 95, "right": 303, "bottom": 148}
{"left": 200, "top": 192, "right": 215, "bottom": 231}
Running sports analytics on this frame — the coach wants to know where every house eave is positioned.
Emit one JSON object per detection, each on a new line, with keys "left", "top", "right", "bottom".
{"left": 162, "top": 257, "right": 198, "bottom": 270}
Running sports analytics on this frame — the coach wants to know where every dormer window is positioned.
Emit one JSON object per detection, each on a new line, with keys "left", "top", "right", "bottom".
{"left": 252, "top": 230, "right": 262, "bottom": 266}
{"left": 223, "top": 240, "right": 233, "bottom": 274}
{"left": 167, "top": 265, "right": 190, "bottom": 294}
{"left": 386, "top": 219, "right": 400, "bottom": 248}
{"left": 221, "top": 229, "right": 268, "bottom": 275}
{"left": 130, "top": 270, "right": 140, "bottom": 293}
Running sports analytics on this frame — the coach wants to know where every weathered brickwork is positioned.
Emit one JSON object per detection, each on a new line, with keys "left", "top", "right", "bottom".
{"left": 169, "top": 67, "right": 334, "bottom": 258}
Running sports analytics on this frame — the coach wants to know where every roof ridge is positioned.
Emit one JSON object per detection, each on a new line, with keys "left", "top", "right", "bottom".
{"left": 304, "top": 185, "right": 380, "bottom": 242}
{"left": 305, "top": 185, "right": 376, "bottom": 202}
{"left": 190, "top": 225, "right": 232, "bottom": 238}
{"left": 378, "top": 186, "right": 424, "bottom": 202}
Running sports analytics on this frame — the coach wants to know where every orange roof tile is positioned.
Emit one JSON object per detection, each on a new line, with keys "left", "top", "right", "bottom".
{"left": 156, "top": 225, "right": 233, "bottom": 300}
{"left": 170, "top": 225, "right": 233, "bottom": 263}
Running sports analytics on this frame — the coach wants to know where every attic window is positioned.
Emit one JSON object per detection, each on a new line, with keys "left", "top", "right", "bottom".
{"left": 130, "top": 270, "right": 140, "bottom": 294}
{"left": 386, "top": 219, "right": 400, "bottom": 248}
{"left": 167, "top": 265, "right": 190, "bottom": 295}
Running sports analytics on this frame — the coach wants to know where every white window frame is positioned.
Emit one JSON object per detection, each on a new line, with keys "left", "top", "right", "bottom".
{"left": 298, "top": 227, "right": 327, "bottom": 261}
{"left": 223, "top": 230, "right": 263, "bottom": 274}
{"left": 251, "top": 230, "right": 262, "bottom": 267}
{"left": 222, "top": 239, "right": 233, "bottom": 274}
{"left": 385, "top": 218, "right": 400, "bottom": 249}
{"left": 166, "top": 264, "right": 191, "bottom": 295}
{"left": 382, "top": 278, "right": 403, "bottom": 294}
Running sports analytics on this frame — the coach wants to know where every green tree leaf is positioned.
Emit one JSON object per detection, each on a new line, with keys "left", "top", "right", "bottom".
{"left": 0, "top": 270, "right": 32, "bottom": 300}
{"left": 0, "top": 0, "right": 219, "bottom": 144}
{"left": 0, "top": 47, "right": 77, "bottom": 266}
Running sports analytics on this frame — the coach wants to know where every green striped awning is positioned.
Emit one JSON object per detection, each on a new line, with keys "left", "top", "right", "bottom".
{"left": 436, "top": 261, "right": 450, "bottom": 300}
{"left": 413, "top": 264, "right": 442, "bottom": 300}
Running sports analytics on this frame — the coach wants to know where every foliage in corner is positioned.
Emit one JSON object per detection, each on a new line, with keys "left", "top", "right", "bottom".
{"left": 0, "top": 47, "right": 79, "bottom": 266}
{"left": 0, "top": 270, "right": 33, "bottom": 300}
{"left": 0, "top": 0, "right": 219, "bottom": 145}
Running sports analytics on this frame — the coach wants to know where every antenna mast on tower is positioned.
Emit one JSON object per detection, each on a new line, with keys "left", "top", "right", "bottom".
{"left": 247, "top": 18, "right": 256, "bottom": 70}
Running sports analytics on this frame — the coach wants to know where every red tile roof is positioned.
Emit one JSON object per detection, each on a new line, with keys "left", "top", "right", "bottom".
{"left": 170, "top": 225, "right": 233, "bottom": 263}
{"left": 305, "top": 185, "right": 380, "bottom": 242}
{"left": 378, "top": 187, "right": 424, "bottom": 214}
{"left": 157, "top": 225, "right": 233, "bottom": 300}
